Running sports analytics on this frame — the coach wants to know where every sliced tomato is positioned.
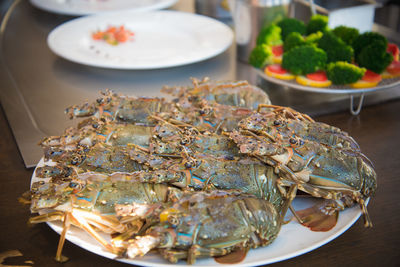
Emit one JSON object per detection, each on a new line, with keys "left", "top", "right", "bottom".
{"left": 92, "top": 31, "right": 103, "bottom": 40}
{"left": 387, "top": 43, "right": 399, "bottom": 61}
{"left": 266, "top": 64, "right": 287, "bottom": 74}
{"left": 386, "top": 60, "right": 400, "bottom": 75}
{"left": 271, "top": 45, "right": 283, "bottom": 57}
{"left": 106, "top": 26, "right": 117, "bottom": 33}
{"left": 306, "top": 70, "right": 328, "bottom": 82}
{"left": 362, "top": 70, "right": 382, "bottom": 83}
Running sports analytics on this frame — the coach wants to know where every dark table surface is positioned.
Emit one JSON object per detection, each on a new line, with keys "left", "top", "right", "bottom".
{"left": 1, "top": 98, "right": 399, "bottom": 267}
{"left": 1, "top": 0, "right": 400, "bottom": 266}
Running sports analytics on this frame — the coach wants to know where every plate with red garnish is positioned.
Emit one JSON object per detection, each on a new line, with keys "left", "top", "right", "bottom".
{"left": 47, "top": 10, "right": 233, "bottom": 69}
{"left": 256, "top": 64, "right": 400, "bottom": 95}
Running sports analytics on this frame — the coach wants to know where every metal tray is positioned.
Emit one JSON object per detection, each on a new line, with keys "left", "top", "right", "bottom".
{"left": 255, "top": 68, "right": 400, "bottom": 115}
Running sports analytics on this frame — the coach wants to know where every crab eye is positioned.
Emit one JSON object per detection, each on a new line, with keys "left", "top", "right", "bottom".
{"left": 289, "top": 138, "right": 297, "bottom": 145}
{"left": 184, "top": 162, "right": 192, "bottom": 169}
{"left": 273, "top": 120, "right": 280, "bottom": 126}
{"left": 69, "top": 182, "right": 79, "bottom": 188}
{"left": 168, "top": 215, "right": 180, "bottom": 226}
{"left": 71, "top": 156, "right": 80, "bottom": 165}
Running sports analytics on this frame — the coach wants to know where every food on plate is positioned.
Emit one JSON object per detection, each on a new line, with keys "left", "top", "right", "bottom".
{"left": 387, "top": 43, "right": 399, "bottom": 61}
{"left": 382, "top": 60, "right": 400, "bottom": 78}
{"left": 249, "top": 44, "right": 273, "bottom": 68}
{"left": 124, "top": 192, "right": 281, "bottom": 264}
{"left": 317, "top": 31, "right": 354, "bottom": 63}
{"left": 21, "top": 79, "right": 376, "bottom": 264}
{"left": 92, "top": 25, "right": 134, "bottom": 45}
{"left": 281, "top": 45, "right": 327, "bottom": 75}
{"left": 332, "top": 25, "right": 359, "bottom": 46}
{"left": 256, "top": 24, "right": 282, "bottom": 46}
{"left": 352, "top": 32, "right": 388, "bottom": 58}
{"left": 326, "top": 61, "right": 366, "bottom": 85}
{"left": 283, "top": 32, "right": 307, "bottom": 52}
{"left": 296, "top": 70, "right": 332, "bottom": 87}
{"left": 271, "top": 44, "right": 283, "bottom": 63}
{"left": 305, "top": 30, "right": 323, "bottom": 44}
{"left": 355, "top": 38, "right": 393, "bottom": 74}
{"left": 306, "top": 14, "right": 329, "bottom": 35}
{"left": 277, "top": 17, "right": 306, "bottom": 40}
{"left": 351, "top": 70, "right": 382, "bottom": 88}
{"left": 250, "top": 15, "right": 400, "bottom": 88}
{"left": 264, "top": 64, "right": 295, "bottom": 80}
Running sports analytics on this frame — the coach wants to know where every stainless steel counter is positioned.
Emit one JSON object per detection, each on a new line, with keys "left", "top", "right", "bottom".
{"left": 1, "top": 0, "right": 400, "bottom": 167}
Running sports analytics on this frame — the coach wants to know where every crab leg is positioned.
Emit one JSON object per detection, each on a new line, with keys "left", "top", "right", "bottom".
{"left": 55, "top": 212, "right": 72, "bottom": 262}
{"left": 71, "top": 210, "right": 116, "bottom": 253}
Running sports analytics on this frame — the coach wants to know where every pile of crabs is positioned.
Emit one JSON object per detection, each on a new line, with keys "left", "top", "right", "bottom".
{"left": 23, "top": 78, "right": 377, "bottom": 264}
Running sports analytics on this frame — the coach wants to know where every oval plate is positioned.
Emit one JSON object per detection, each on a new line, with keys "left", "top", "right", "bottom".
{"left": 47, "top": 10, "right": 233, "bottom": 69}
{"left": 32, "top": 158, "right": 364, "bottom": 267}
{"left": 30, "top": 0, "right": 178, "bottom": 16}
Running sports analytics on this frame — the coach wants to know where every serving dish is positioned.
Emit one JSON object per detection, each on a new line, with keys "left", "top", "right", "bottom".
{"left": 30, "top": 0, "right": 178, "bottom": 16}
{"left": 32, "top": 158, "right": 364, "bottom": 267}
{"left": 47, "top": 10, "right": 234, "bottom": 69}
{"left": 256, "top": 68, "right": 400, "bottom": 115}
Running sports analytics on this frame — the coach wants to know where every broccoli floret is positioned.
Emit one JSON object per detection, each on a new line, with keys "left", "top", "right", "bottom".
{"left": 256, "top": 24, "right": 282, "bottom": 46}
{"left": 326, "top": 61, "right": 366, "bottom": 85}
{"left": 356, "top": 40, "right": 393, "bottom": 73}
{"left": 305, "top": 31, "right": 323, "bottom": 44}
{"left": 317, "top": 31, "right": 353, "bottom": 63}
{"left": 283, "top": 32, "right": 307, "bottom": 52}
{"left": 306, "top": 14, "right": 329, "bottom": 35}
{"left": 332, "top": 25, "right": 359, "bottom": 46}
{"left": 249, "top": 44, "right": 273, "bottom": 68}
{"left": 277, "top": 17, "right": 306, "bottom": 40}
{"left": 282, "top": 45, "right": 327, "bottom": 75}
{"left": 352, "top": 32, "right": 388, "bottom": 58}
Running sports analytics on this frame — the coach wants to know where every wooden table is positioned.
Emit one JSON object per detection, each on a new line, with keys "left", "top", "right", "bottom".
{"left": 1, "top": 0, "right": 400, "bottom": 266}
{"left": 1, "top": 98, "right": 399, "bottom": 267}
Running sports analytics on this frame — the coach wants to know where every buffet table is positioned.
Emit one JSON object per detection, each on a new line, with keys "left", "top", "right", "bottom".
{"left": 0, "top": 1, "right": 399, "bottom": 266}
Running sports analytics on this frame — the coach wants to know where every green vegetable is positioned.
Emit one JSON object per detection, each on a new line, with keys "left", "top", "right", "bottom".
{"left": 317, "top": 31, "right": 353, "bottom": 63}
{"left": 356, "top": 40, "right": 393, "bottom": 73}
{"left": 326, "top": 61, "right": 366, "bottom": 85}
{"left": 306, "top": 14, "right": 329, "bottom": 35}
{"left": 332, "top": 25, "right": 359, "bottom": 46}
{"left": 352, "top": 32, "right": 388, "bottom": 58}
{"left": 283, "top": 32, "right": 307, "bottom": 52}
{"left": 256, "top": 24, "right": 282, "bottom": 46}
{"left": 249, "top": 44, "right": 273, "bottom": 68}
{"left": 282, "top": 45, "right": 327, "bottom": 75}
{"left": 277, "top": 17, "right": 306, "bottom": 40}
{"left": 305, "top": 31, "right": 323, "bottom": 44}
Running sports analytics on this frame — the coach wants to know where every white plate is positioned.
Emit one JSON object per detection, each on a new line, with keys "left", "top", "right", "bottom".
{"left": 30, "top": 0, "right": 178, "bottom": 16}
{"left": 32, "top": 159, "right": 363, "bottom": 267}
{"left": 47, "top": 10, "right": 234, "bottom": 69}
